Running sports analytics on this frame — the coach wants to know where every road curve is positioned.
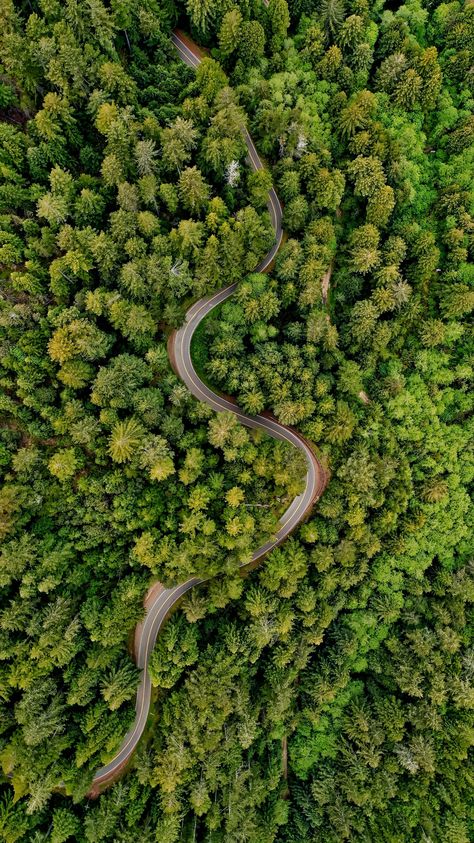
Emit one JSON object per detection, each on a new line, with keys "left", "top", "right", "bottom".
{"left": 91, "top": 31, "right": 327, "bottom": 790}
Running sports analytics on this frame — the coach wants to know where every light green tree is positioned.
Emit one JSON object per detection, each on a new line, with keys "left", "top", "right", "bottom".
{"left": 101, "top": 661, "right": 140, "bottom": 710}
{"left": 48, "top": 449, "right": 78, "bottom": 482}
{"left": 349, "top": 224, "right": 381, "bottom": 273}
{"left": 219, "top": 8, "right": 242, "bottom": 55}
{"left": 178, "top": 167, "right": 210, "bottom": 216}
{"left": 108, "top": 417, "right": 144, "bottom": 463}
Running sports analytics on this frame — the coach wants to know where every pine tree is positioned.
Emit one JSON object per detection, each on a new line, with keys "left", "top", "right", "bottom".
{"left": 108, "top": 417, "right": 144, "bottom": 463}
{"left": 349, "top": 224, "right": 381, "bottom": 274}
{"left": 219, "top": 8, "right": 242, "bottom": 55}
{"left": 186, "top": 0, "right": 214, "bottom": 35}
{"left": 135, "top": 139, "right": 158, "bottom": 176}
{"left": 178, "top": 167, "right": 210, "bottom": 216}
{"left": 161, "top": 118, "right": 198, "bottom": 172}
{"left": 51, "top": 809, "right": 81, "bottom": 843}
{"left": 239, "top": 21, "right": 266, "bottom": 67}
{"left": 319, "top": 0, "right": 346, "bottom": 41}
{"left": 267, "top": 0, "right": 290, "bottom": 49}
{"left": 101, "top": 661, "right": 140, "bottom": 710}
{"left": 48, "top": 448, "right": 78, "bottom": 482}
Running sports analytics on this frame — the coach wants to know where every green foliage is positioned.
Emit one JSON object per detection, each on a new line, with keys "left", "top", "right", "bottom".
{"left": 219, "top": 9, "right": 243, "bottom": 56}
{"left": 239, "top": 21, "right": 266, "bottom": 67}
{"left": 0, "top": 0, "right": 473, "bottom": 840}
{"left": 51, "top": 808, "right": 81, "bottom": 843}
{"left": 0, "top": 0, "right": 301, "bottom": 819}
{"left": 149, "top": 614, "right": 200, "bottom": 688}
{"left": 48, "top": 448, "right": 79, "bottom": 482}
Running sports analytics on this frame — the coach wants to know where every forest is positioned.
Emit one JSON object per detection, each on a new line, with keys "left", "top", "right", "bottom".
{"left": 0, "top": 0, "right": 473, "bottom": 840}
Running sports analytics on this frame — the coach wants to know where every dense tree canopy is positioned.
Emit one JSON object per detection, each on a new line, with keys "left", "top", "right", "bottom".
{"left": 0, "top": 0, "right": 472, "bottom": 840}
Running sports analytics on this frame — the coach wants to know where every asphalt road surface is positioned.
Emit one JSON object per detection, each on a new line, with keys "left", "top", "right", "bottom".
{"left": 92, "top": 30, "right": 327, "bottom": 789}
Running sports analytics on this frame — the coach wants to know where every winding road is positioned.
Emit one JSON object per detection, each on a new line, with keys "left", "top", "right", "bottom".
{"left": 91, "top": 31, "right": 327, "bottom": 791}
